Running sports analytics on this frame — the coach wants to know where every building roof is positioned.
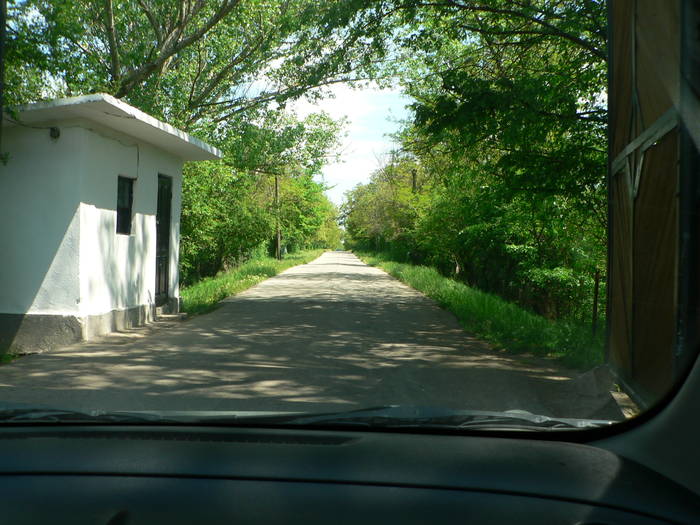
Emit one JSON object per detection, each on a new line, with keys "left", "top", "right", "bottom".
{"left": 4, "top": 94, "right": 222, "bottom": 161}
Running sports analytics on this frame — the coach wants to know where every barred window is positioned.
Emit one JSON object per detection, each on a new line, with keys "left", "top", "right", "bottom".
{"left": 116, "top": 176, "right": 134, "bottom": 235}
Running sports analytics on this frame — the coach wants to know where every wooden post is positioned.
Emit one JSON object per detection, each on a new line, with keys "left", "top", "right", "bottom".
{"left": 592, "top": 269, "right": 601, "bottom": 335}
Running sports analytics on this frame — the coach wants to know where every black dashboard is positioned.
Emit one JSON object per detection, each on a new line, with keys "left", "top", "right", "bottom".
{"left": 0, "top": 425, "right": 697, "bottom": 524}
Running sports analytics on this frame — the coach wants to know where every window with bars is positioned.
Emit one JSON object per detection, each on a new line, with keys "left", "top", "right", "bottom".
{"left": 116, "top": 176, "right": 134, "bottom": 235}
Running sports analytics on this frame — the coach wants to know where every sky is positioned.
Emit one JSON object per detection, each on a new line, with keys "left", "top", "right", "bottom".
{"left": 291, "top": 84, "right": 412, "bottom": 207}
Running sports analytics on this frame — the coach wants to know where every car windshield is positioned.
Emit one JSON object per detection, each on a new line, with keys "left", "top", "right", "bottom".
{"left": 0, "top": 1, "right": 693, "bottom": 431}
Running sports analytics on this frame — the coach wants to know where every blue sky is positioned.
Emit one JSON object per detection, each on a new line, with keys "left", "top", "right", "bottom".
{"left": 292, "top": 84, "right": 412, "bottom": 206}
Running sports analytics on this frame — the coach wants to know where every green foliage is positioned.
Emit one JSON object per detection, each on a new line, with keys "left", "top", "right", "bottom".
{"left": 180, "top": 162, "right": 274, "bottom": 285}
{"left": 359, "top": 252, "right": 604, "bottom": 370}
{"left": 7, "top": 0, "right": 381, "bottom": 126}
{"left": 309, "top": 200, "right": 344, "bottom": 250}
{"left": 0, "top": 353, "right": 20, "bottom": 365}
{"left": 344, "top": 158, "right": 606, "bottom": 323}
{"left": 180, "top": 154, "right": 342, "bottom": 285}
{"left": 181, "top": 250, "right": 325, "bottom": 316}
{"left": 342, "top": 0, "right": 607, "bottom": 331}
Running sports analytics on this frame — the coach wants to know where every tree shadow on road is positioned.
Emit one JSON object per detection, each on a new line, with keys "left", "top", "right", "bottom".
{"left": 0, "top": 256, "right": 623, "bottom": 421}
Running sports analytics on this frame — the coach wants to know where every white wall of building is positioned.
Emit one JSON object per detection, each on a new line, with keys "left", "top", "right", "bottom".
{"left": 0, "top": 121, "right": 184, "bottom": 320}
{"left": 78, "top": 123, "right": 183, "bottom": 317}
{"left": 0, "top": 125, "right": 85, "bottom": 315}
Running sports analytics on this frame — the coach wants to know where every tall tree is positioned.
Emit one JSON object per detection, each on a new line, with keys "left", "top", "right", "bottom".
{"left": 8, "top": 0, "right": 383, "bottom": 128}
{"left": 343, "top": 0, "right": 607, "bottom": 322}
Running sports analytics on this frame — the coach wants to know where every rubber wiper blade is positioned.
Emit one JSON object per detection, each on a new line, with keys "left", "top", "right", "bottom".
{"left": 179, "top": 406, "right": 396, "bottom": 426}
{"left": 0, "top": 406, "right": 615, "bottom": 430}
{"left": 199, "top": 406, "right": 615, "bottom": 430}
{"left": 0, "top": 408, "right": 171, "bottom": 424}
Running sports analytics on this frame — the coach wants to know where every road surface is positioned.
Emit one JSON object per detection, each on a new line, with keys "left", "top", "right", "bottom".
{"left": 0, "top": 252, "right": 621, "bottom": 419}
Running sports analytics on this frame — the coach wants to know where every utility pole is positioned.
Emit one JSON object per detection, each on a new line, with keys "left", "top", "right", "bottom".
{"left": 274, "top": 173, "right": 281, "bottom": 260}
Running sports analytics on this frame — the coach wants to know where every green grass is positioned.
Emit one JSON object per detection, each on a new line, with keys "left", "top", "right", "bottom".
{"left": 181, "top": 250, "right": 325, "bottom": 316}
{"left": 357, "top": 252, "right": 604, "bottom": 370}
{"left": 0, "top": 353, "right": 20, "bottom": 366}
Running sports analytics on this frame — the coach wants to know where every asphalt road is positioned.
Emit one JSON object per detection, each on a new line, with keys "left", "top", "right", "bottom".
{"left": 0, "top": 251, "right": 622, "bottom": 419}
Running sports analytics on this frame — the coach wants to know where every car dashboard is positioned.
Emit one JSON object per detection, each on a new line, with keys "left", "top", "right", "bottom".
{"left": 0, "top": 424, "right": 698, "bottom": 524}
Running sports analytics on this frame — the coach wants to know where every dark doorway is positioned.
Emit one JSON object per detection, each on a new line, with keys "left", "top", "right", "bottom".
{"left": 155, "top": 175, "right": 172, "bottom": 307}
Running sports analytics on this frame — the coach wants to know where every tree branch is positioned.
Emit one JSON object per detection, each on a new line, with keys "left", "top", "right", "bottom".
{"left": 189, "top": 33, "right": 269, "bottom": 110}
{"left": 136, "top": 0, "right": 163, "bottom": 46}
{"left": 206, "top": 76, "right": 376, "bottom": 123}
{"left": 407, "top": 0, "right": 605, "bottom": 59}
{"left": 115, "top": 0, "right": 242, "bottom": 98}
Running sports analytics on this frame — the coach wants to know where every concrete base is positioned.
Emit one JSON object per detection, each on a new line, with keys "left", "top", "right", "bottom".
{"left": 0, "top": 314, "right": 83, "bottom": 355}
{"left": 0, "top": 302, "right": 171, "bottom": 355}
{"left": 82, "top": 304, "right": 155, "bottom": 341}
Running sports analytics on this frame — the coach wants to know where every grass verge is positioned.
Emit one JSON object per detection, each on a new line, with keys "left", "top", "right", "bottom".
{"left": 181, "top": 250, "right": 325, "bottom": 316}
{"left": 357, "top": 252, "right": 604, "bottom": 370}
{"left": 0, "top": 354, "right": 18, "bottom": 366}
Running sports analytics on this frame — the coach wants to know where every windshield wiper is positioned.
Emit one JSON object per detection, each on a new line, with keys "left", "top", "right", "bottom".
{"left": 0, "top": 405, "right": 614, "bottom": 430}
{"left": 177, "top": 405, "right": 615, "bottom": 430}
{"left": 0, "top": 407, "right": 176, "bottom": 424}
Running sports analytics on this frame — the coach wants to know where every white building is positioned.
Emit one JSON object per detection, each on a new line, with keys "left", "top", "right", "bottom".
{"left": 0, "top": 94, "right": 222, "bottom": 354}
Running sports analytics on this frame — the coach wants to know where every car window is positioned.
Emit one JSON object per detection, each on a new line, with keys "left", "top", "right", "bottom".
{"left": 0, "top": 0, "right": 696, "bottom": 433}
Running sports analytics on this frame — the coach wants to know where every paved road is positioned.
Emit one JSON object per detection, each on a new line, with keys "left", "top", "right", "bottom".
{"left": 0, "top": 252, "right": 621, "bottom": 419}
